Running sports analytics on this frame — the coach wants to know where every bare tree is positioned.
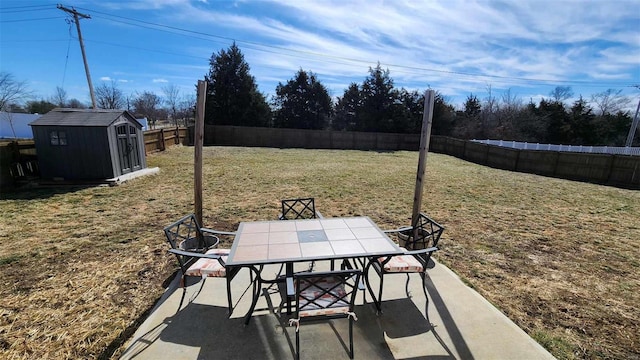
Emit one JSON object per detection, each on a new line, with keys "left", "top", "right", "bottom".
{"left": 1, "top": 111, "right": 17, "bottom": 139}
{"left": 178, "top": 94, "right": 196, "bottom": 127}
{"left": 0, "top": 72, "right": 31, "bottom": 112}
{"left": 497, "top": 88, "right": 523, "bottom": 138}
{"left": 549, "top": 86, "right": 574, "bottom": 103}
{"left": 480, "top": 84, "right": 498, "bottom": 138}
{"left": 67, "top": 98, "right": 87, "bottom": 109}
{"left": 51, "top": 86, "right": 68, "bottom": 107}
{"left": 95, "top": 80, "right": 125, "bottom": 109}
{"left": 133, "top": 91, "right": 161, "bottom": 128}
{"left": 162, "top": 84, "right": 180, "bottom": 126}
{"left": 590, "top": 89, "right": 631, "bottom": 115}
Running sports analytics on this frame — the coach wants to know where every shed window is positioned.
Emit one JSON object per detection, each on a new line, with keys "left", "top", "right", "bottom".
{"left": 50, "top": 131, "right": 67, "bottom": 146}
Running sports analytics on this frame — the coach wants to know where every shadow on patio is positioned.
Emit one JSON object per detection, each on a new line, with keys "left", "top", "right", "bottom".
{"left": 120, "top": 261, "right": 555, "bottom": 359}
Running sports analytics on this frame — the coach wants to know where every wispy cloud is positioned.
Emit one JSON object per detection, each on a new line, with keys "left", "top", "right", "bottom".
{"left": 153, "top": 78, "right": 169, "bottom": 83}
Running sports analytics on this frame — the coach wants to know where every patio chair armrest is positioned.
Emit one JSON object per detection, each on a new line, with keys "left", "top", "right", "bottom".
{"left": 169, "top": 248, "right": 224, "bottom": 262}
{"left": 201, "top": 227, "right": 236, "bottom": 236}
{"left": 383, "top": 226, "right": 413, "bottom": 234}
{"left": 403, "top": 246, "right": 439, "bottom": 256}
{"left": 294, "top": 269, "right": 362, "bottom": 278}
{"left": 419, "top": 213, "right": 445, "bottom": 231}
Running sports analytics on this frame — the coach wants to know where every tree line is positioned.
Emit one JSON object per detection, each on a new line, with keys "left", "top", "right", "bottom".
{"left": 2, "top": 42, "right": 637, "bottom": 146}
{"left": 204, "top": 43, "right": 637, "bottom": 146}
{"left": 1, "top": 72, "right": 195, "bottom": 129}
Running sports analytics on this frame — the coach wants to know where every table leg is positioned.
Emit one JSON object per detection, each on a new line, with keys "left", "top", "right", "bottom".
{"left": 286, "top": 262, "right": 293, "bottom": 314}
{"left": 243, "top": 266, "right": 262, "bottom": 325}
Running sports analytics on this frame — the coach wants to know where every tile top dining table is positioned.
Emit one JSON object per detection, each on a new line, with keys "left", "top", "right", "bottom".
{"left": 225, "top": 216, "right": 403, "bottom": 267}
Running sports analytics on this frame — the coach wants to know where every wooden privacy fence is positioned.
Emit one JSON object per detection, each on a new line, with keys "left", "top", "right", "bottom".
{"left": 2, "top": 125, "right": 638, "bottom": 189}
{"left": 197, "top": 125, "right": 640, "bottom": 189}
{"left": 201, "top": 125, "right": 421, "bottom": 150}
{"left": 431, "top": 137, "right": 640, "bottom": 189}
{"left": 143, "top": 127, "right": 189, "bottom": 154}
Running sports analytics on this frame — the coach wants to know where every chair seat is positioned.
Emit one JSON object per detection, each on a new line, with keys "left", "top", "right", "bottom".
{"left": 378, "top": 247, "right": 424, "bottom": 273}
{"left": 185, "top": 249, "right": 231, "bottom": 278}
{"left": 298, "top": 276, "right": 349, "bottom": 317}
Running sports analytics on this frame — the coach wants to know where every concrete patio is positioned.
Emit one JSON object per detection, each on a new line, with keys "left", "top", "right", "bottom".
{"left": 120, "top": 260, "right": 555, "bottom": 359}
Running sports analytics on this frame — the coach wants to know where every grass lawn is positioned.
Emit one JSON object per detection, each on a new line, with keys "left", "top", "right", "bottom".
{"left": 0, "top": 145, "right": 638, "bottom": 359}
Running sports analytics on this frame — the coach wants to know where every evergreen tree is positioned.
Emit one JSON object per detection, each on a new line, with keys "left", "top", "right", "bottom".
{"left": 333, "top": 83, "right": 361, "bottom": 131}
{"left": 538, "top": 99, "right": 570, "bottom": 143}
{"left": 359, "top": 63, "right": 401, "bottom": 132}
{"left": 569, "top": 96, "right": 596, "bottom": 144}
{"left": 399, "top": 89, "right": 423, "bottom": 133}
{"left": 432, "top": 92, "right": 456, "bottom": 136}
{"left": 272, "top": 69, "right": 332, "bottom": 129}
{"left": 204, "top": 42, "right": 270, "bottom": 126}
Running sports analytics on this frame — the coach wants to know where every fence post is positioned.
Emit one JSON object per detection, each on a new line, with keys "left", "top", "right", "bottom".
{"left": 160, "top": 129, "right": 166, "bottom": 151}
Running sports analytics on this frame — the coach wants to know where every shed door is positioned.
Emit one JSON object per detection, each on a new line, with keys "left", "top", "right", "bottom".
{"left": 116, "top": 124, "right": 142, "bottom": 174}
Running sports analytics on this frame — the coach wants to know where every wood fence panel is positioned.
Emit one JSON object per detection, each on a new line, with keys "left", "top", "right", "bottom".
{"left": 399, "top": 134, "right": 421, "bottom": 151}
{"left": 331, "top": 131, "right": 354, "bottom": 149}
{"left": 516, "top": 151, "right": 558, "bottom": 176}
{"left": 307, "top": 130, "right": 332, "bottom": 149}
{"left": 353, "top": 132, "right": 377, "bottom": 150}
{"left": 464, "top": 141, "right": 489, "bottom": 165}
{"left": 608, "top": 155, "right": 640, "bottom": 188}
{"left": 487, "top": 146, "right": 519, "bottom": 171}
{"left": 377, "top": 133, "right": 400, "bottom": 150}
{"left": 555, "top": 153, "right": 612, "bottom": 182}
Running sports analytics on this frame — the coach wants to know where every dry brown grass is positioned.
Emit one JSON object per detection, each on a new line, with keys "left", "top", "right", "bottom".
{"left": 0, "top": 145, "right": 638, "bottom": 359}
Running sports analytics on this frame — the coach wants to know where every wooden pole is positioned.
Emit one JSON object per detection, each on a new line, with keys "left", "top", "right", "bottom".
{"left": 57, "top": 5, "right": 96, "bottom": 109}
{"left": 411, "top": 90, "right": 436, "bottom": 235}
{"left": 194, "top": 80, "right": 207, "bottom": 225}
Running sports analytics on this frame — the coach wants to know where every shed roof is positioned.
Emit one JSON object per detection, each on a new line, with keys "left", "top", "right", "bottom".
{"left": 29, "top": 108, "right": 142, "bottom": 127}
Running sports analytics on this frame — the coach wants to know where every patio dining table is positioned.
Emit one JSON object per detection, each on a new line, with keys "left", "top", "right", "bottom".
{"left": 225, "top": 216, "right": 404, "bottom": 324}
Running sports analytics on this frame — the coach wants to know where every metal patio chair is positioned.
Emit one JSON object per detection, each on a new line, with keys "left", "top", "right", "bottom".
{"left": 164, "top": 214, "right": 255, "bottom": 314}
{"left": 289, "top": 269, "right": 362, "bottom": 360}
{"left": 279, "top": 197, "right": 323, "bottom": 220}
{"left": 278, "top": 197, "right": 325, "bottom": 271}
{"left": 270, "top": 198, "right": 326, "bottom": 310}
{"left": 364, "top": 213, "right": 445, "bottom": 313}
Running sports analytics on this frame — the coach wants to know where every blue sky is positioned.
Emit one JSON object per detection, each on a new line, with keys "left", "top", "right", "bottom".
{"left": 1, "top": 0, "right": 639, "bottom": 110}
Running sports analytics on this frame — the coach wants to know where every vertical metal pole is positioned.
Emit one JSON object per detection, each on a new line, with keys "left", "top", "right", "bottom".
{"left": 624, "top": 97, "right": 640, "bottom": 148}
{"left": 194, "top": 80, "right": 207, "bottom": 225}
{"left": 411, "top": 90, "right": 435, "bottom": 233}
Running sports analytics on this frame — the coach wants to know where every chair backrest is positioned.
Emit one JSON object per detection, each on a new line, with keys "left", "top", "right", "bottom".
{"left": 164, "top": 214, "right": 218, "bottom": 270}
{"left": 402, "top": 213, "right": 445, "bottom": 251}
{"left": 281, "top": 197, "right": 318, "bottom": 220}
{"left": 295, "top": 270, "right": 361, "bottom": 318}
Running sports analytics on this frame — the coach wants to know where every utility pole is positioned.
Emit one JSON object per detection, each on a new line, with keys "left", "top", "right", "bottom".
{"left": 625, "top": 86, "right": 640, "bottom": 147}
{"left": 57, "top": 4, "right": 97, "bottom": 109}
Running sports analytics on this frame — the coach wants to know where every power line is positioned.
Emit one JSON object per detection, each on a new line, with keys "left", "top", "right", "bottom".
{"left": 0, "top": 8, "right": 54, "bottom": 14}
{"left": 0, "top": 16, "right": 65, "bottom": 23}
{"left": 0, "top": 4, "right": 53, "bottom": 11}
{"left": 73, "top": 6, "right": 636, "bottom": 88}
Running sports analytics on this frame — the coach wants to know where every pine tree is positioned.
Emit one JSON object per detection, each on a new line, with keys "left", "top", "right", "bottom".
{"left": 204, "top": 43, "right": 270, "bottom": 126}
{"left": 272, "top": 69, "right": 332, "bottom": 129}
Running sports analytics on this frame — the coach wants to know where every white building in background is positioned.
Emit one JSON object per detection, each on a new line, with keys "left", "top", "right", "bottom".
{"left": 0, "top": 112, "right": 41, "bottom": 139}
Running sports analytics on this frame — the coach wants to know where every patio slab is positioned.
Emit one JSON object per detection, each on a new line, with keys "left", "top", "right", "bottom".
{"left": 120, "top": 260, "right": 555, "bottom": 359}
